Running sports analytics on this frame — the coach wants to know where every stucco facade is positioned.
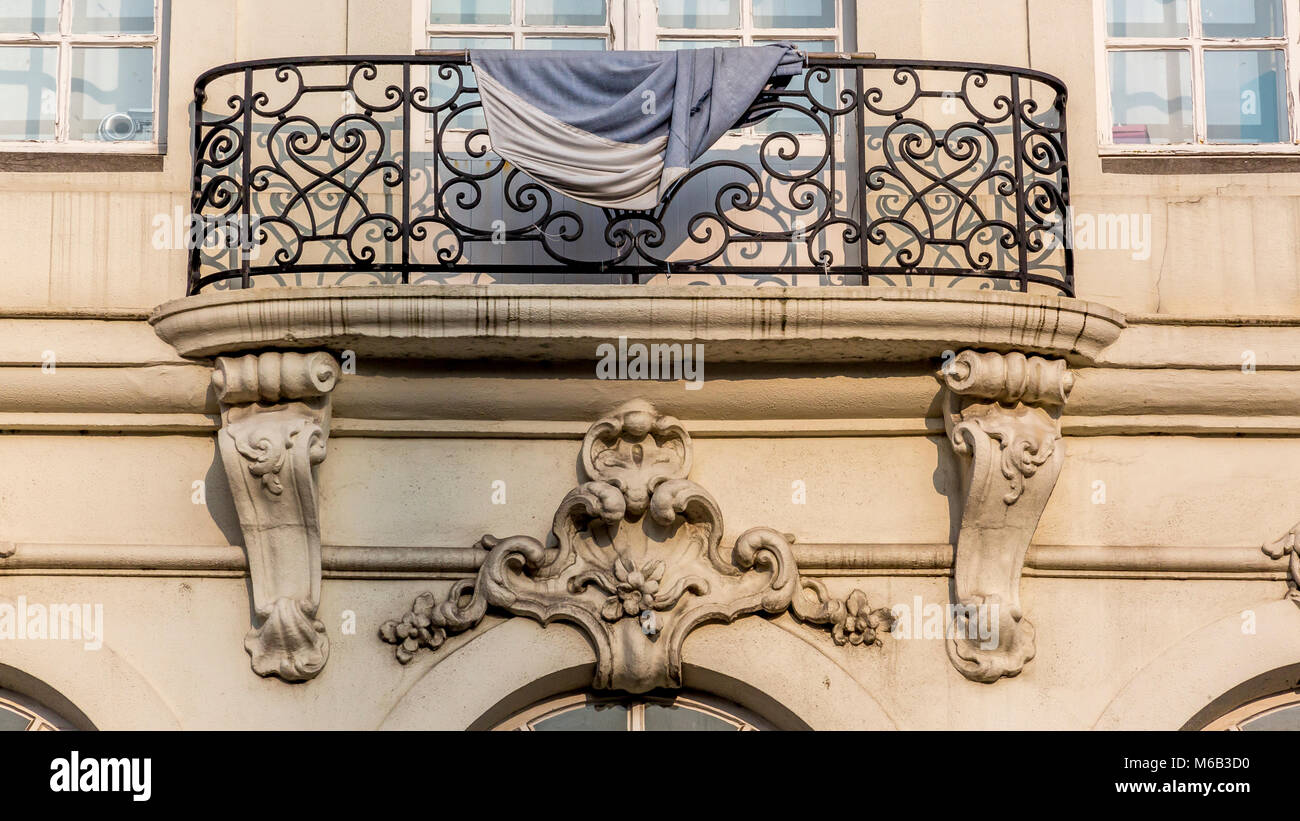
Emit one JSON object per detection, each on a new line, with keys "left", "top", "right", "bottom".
{"left": 1, "top": 0, "right": 1298, "bottom": 731}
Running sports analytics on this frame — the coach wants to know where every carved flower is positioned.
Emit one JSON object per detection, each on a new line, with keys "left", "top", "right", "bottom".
{"left": 833, "top": 590, "right": 896, "bottom": 647}
{"left": 379, "top": 592, "right": 446, "bottom": 663}
{"left": 600, "top": 557, "right": 665, "bottom": 621}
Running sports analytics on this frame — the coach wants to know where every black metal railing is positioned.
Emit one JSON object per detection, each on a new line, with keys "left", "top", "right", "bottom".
{"left": 189, "top": 53, "right": 1071, "bottom": 296}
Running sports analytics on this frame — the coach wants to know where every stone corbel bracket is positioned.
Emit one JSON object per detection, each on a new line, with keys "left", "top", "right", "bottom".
{"left": 213, "top": 351, "right": 341, "bottom": 682}
{"left": 1263, "top": 526, "right": 1300, "bottom": 603}
{"left": 381, "top": 400, "right": 894, "bottom": 693}
{"left": 939, "top": 350, "right": 1073, "bottom": 683}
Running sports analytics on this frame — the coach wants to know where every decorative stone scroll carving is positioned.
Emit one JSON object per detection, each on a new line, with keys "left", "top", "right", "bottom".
{"left": 380, "top": 400, "right": 893, "bottom": 693}
{"left": 214, "top": 351, "right": 340, "bottom": 682}
{"left": 939, "top": 350, "right": 1073, "bottom": 683}
{"left": 1263, "top": 526, "right": 1300, "bottom": 602}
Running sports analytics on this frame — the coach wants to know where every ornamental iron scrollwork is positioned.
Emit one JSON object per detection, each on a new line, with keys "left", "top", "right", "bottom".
{"left": 190, "top": 55, "right": 1071, "bottom": 295}
{"left": 380, "top": 400, "right": 894, "bottom": 693}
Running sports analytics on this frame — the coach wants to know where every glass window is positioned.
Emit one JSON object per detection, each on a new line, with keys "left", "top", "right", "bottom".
{"left": 71, "top": 0, "right": 154, "bottom": 34}
{"left": 1201, "top": 0, "right": 1284, "bottom": 37}
{"left": 0, "top": 690, "right": 73, "bottom": 731}
{"left": 0, "top": 0, "right": 59, "bottom": 33}
{"left": 1108, "top": 50, "right": 1193, "bottom": 144}
{"left": 1205, "top": 49, "right": 1286, "bottom": 144}
{"left": 1106, "top": 0, "right": 1188, "bottom": 37}
{"left": 70, "top": 46, "right": 154, "bottom": 141}
{"left": 1102, "top": 0, "right": 1294, "bottom": 147}
{"left": 752, "top": 0, "right": 835, "bottom": 28}
{"left": 523, "top": 37, "right": 606, "bottom": 50}
{"left": 1204, "top": 689, "right": 1300, "bottom": 730}
{"left": 430, "top": 0, "right": 511, "bottom": 26}
{"left": 525, "top": 0, "right": 606, "bottom": 27}
{"left": 0, "top": 0, "right": 161, "bottom": 146}
{"left": 658, "top": 0, "right": 740, "bottom": 29}
{"left": 0, "top": 45, "right": 56, "bottom": 140}
{"left": 496, "top": 692, "right": 768, "bottom": 730}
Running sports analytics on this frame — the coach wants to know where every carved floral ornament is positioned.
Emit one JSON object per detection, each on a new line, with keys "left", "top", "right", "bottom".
{"left": 381, "top": 399, "right": 894, "bottom": 694}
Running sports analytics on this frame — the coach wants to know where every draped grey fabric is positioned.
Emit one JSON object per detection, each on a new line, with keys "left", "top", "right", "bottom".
{"left": 470, "top": 44, "right": 804, "bottom": 209}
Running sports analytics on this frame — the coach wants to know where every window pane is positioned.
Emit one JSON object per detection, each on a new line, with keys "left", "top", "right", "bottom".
{"left": 69, "top": 46, "right": 154, "bottom": 142}
{"left": 1205, "top": 49, "right": 1286, "bottom": 143}
{"left": 531, "top": 704, "right": 628, "bottom": 730}
{"left": 1106, "top": 0, "right": 1188, "bottom": 37}
{"left": 658, "top": 0, "right": 739, "bottom": 29}
{"left": 71, "top": 0, "right": 155, "bottom": 34}
{"left": 1108, "top": 49, "right": 1193, "bottom": 144}
{"left": 430, "top": 0, "right": 510, "bottom": 25}
{"left": 428, "top": 35, "right": 510, "bottom": 51}
{"left": 1201, "top": 0, "right": 1283, "bottom": 38}
{"left": 525, "top": 0, "right": 605, "bottom": 27}
{"left": 1240, "top": 704, "right": 1300, "bottom": 731}
{"left": 659, "top": 39, "right": 740, "bottom": 49}
{"left": 643, "top": 703, "right": 739, "bottom": 730}
{"left": 755, "top": 38, "right": 833, "bottom": 135}
{"left": 752, "top": 0, "right": 835, "bottom": 28}
{"left": 0, "top": 45, "right": 56, "bottom": 140}
{"left": 0, "top": 0, "right": 58, "bottom": 33}
{"left": 0, "top": 704, "right": 33, "bottom": 731}
{"left": 523, "top": 38, "right": 606, "bottom": 50}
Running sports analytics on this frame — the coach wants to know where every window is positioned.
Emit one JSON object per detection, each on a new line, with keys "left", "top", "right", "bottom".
{"left": 0, "top": 689, "right": 74, "bottom": 731}
{"left": 1096, "top": 0, "right": 1298, "bottom": 151}
{"left": 493, "top": 691, "right": 771, "bottom": 730}
{"left": 416, "top": 0, "right": 845, "bottom": 136}
{"left": 416, "top": 0, "right": 842, "bottom": 52}
{"left": 0, "top": 0, "right": 166, "bottom": 151}
{"left": 1202, "top": 689, "right": 1300, "bottom": 730}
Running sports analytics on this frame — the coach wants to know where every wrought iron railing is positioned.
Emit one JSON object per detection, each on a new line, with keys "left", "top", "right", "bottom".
{"left": 189, "top": 53, "right": 1071, "bottom": 296}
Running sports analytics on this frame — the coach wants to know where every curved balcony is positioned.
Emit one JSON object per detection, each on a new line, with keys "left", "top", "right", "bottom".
{"left": 185, "top": 53, "right": 1074, "bottom": 297}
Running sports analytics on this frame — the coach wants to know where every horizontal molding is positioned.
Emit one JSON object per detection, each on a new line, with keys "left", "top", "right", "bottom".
{"left": 0, "top": 542, "right": 1285, "bottom": 581}
{"left": 6, "top": 413, "right": 1300, "bottom": 438}
{"left": 149, "top": 284, "right": 1126, "bottom": 364}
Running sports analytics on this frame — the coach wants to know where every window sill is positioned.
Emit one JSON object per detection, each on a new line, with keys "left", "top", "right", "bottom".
{"left": 0, "top": 150, "right": 165, "bottom": 172}
{"left": 1099, "top": 149, "right": 1300, "bottom": 175}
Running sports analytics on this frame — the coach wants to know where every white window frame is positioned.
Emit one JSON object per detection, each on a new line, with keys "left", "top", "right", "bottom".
{"left": 0, "top": 0, "right": 167, "bottom": 154}
{"left": 413, "top": 0, "right": 842, "bottom": 59}
{"left": 1094, "top": 0, "right": 1300, "bottom": 155}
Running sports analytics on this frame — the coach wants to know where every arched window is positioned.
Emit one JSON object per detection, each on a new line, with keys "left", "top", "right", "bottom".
{"left": 0, "top": 688, "right": 75, "bottom": 731}
{"left": 1203, "top": 689, "right": 1300, "bottom": 731}
{"left": 495, "top": 691, "right": 772, "bottom": 731}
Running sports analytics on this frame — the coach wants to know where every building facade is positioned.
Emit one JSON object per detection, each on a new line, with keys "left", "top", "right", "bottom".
{"left": 1, "top": 0, "right": 1299, "bottom": 731}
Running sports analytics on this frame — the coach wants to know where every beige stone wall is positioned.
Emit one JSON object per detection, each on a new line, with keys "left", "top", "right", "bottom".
{"left": 0, "top": 0, "right": 1296, "bottom": 730}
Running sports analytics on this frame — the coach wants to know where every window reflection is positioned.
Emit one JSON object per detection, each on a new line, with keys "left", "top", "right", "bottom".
{"left": 1108, "top": 49, "right": 1193, "bottom": 144}
{"left": 1205, "top": 49, "right": 1285, "bottom": 144}
{"left": 69, "top": 46, "right": 153, "bottom": 141}
{"left": 1106, "top": 0, "right": 1189, "bottom": 38}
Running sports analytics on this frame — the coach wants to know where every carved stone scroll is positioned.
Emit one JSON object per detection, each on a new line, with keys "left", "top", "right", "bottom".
{"left": 214, "top": 351, "right": 340, "bottom": 682}
{"left": 1263, "top": 526, "right": 1300, "bottom": 602}
{"left": 939, "top": 350, "right": 1073, "bottom": 683}
{"left": 381, "top": 400, "right": 893, "bottom": 693}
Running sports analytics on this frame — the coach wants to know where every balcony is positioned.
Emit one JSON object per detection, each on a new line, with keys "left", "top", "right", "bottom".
{"left": 155, "top": 53, "right": 1122, "bottom": 364}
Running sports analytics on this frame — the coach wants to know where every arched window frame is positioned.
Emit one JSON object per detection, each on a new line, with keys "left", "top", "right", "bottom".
{"left": 494, "top": 690, "right": 775, "bottom": 731}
